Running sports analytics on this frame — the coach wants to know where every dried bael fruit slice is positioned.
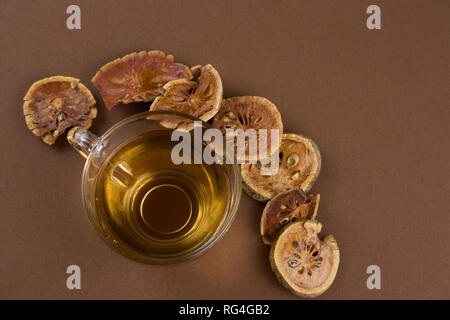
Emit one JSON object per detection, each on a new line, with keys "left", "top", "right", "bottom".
{"left": 211, "top": 96, "right": 283, "bottom": 161}
{"left": 241, "top": 133, "right": 321, "bottom": 201}
{"left": 261, "top": 190, "right": 320, "bottom": 245}
{"left": 270, "top": 220, "right": 339, "bottom": 298}
{"left": 23, "top": 76, "right": 96, "bottom": 145}
{"left": 150, "top": 64, "right": 222, "bottom": 123}
{"left": 92, "top": 50, "right": 192, "bottom": 110}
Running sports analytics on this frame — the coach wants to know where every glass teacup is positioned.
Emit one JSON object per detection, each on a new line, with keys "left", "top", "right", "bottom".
{"left": 68, "top": 111, "right": 241, "bottom": 264}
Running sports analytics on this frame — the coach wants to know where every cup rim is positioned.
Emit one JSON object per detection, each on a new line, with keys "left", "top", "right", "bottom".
{"left": 81, "top": 110, "right": 242, "bottom": 264}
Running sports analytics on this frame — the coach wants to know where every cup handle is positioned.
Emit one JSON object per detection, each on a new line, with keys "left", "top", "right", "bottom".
{"left": 68, "top": 127, "right": 134, "bottom": 186}
{"left": 67, "top": 127, "right": 101, "bottom": 159}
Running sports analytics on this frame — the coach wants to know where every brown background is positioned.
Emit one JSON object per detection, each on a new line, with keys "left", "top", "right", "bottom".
{"left": 0, "top": 0, "right": 449, "bottom": 299}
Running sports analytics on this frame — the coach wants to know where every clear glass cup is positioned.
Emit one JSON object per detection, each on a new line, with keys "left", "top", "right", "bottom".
{"left": 68, "top": 111, "right": 241, "bottom": 264}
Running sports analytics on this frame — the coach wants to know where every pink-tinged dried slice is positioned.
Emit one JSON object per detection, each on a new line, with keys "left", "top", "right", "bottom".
{"left": 270, "top": 220, "right": 339, "bottom": 298}
{"left": 211, "top": 96, "right": 283, "bottom": 161}
{"left": 261, "top": 190, "right": 320, "bottom": 245}
{"left": 91, "top": 50, "right": 192, "bottom": 110}
{"left": 150, "top": 64, "right": 222, "bottom": 124}
{"left": 241, "top": 133, "right": 321, "bottom": 201}
{"left": 23, "top": 76, "right": 96, "bottom": 145}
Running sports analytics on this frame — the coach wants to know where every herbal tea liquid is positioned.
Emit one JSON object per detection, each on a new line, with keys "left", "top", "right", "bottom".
{"left": 94, "top": 130, "right": 232, "bottom": 260}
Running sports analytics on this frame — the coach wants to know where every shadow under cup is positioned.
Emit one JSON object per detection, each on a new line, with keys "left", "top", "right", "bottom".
{"left": 70, "top": 111, "right": 241, "bottom": 264}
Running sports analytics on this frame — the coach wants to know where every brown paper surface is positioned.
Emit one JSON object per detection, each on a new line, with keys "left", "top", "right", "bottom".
{"left": 0, "top": 0, "right": 449, "bottom": 299}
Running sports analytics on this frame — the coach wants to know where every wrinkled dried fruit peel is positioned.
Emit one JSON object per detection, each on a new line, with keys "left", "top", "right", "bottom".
{"left": 211, "top": 96, "right": 283, "bottom": 161}
{"left": 241, "top": 133, "right": 321, "bottom": 201}
{"left": 92, "top": 50, "right": 192, "bottom": 110}
{"left": 23, "top": 76, "right": 96, "bottom": 145}
{"left": 269, "top": 220, "right": 339, "bottom": 297}
{"left": 150, "top": 64, "right": 222, "bottom": 123}
{"left": 261, "top": 190, "right": 320, "bottom": 245}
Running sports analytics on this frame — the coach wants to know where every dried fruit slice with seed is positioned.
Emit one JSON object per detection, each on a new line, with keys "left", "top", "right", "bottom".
{"left": 150, "top": 64, "right": 222, "bottom": 124}
{"left": 270, "top": 220, "right": 339, "bottom": 298}
{"left": 241, "top": 133, "right": 321, "bottom": 201}
{"left": 91, "top": 50, "right": 192, "bottom": 110}
{"left": 261, "top": 190, "right": 320, "bottom": 245}
{"left": 211, "top": 96, "right": 283, "bottom": 161}
{"left": 23, "top": 76, "right": 96, "bottom": 145}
